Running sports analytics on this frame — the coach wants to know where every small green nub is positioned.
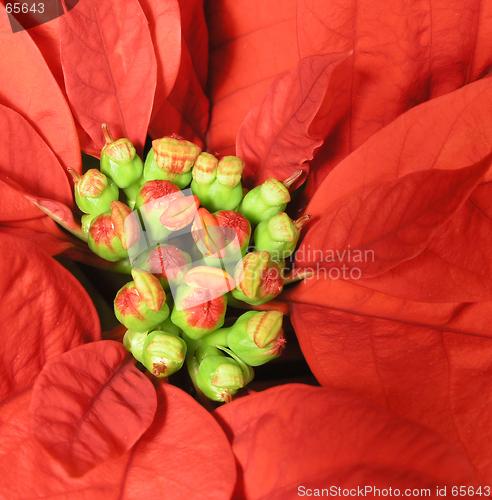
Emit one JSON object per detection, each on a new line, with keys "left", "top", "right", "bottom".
{"left": 101, "top": 137, "right": 143, "bottom": 189}
{"left": 254, "top": 212, "right": 299, "bottom": 261}
{"left": 238, "top": 178, "right": 290, "bottom": 225}
{"left": 73, "top": 169, "right": 119, "bottom": 215}
{"left": 227, "top": 311, "right": 285, "bottom": 366}
{"left": 195, "top": 356, "right": 245, "bottom": 402}
{"left": 141, "top": 331, "right": 187, "bottom": 378}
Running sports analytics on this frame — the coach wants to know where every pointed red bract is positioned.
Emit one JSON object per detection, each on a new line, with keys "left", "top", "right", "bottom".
{"left": 27, "top": 19, "right": 65, "bottom": 92}
{"left": 298, "top": 156, "right": 491, "bottom": 277}
{"left": 206, "top": 0, "right": 299, "bottom": 156}
{"left": 0, "top": 104, "right": 72, "bottom": 208}
{"left": 288, "top": 304, "right": 492, "bottom": 483}
{"left": 0, "top": 234, "right": 100, "bottom": 404}
{"left": 60, "top": 0, "right": 157, "bottom": 155}
{"left": 138, "top": 0, "right": 181, "bottom": 120}
{"left": 149, "top": 0, "right": 209, "bottom": 146}
{"left": 0, "top": 384, "right": 236, "bottom": 499}
{"left": 301, "top": 77, "right": 492, "bottom": 232}
{"left": 296, "top": 0, "right": 492, "bottom": 199}
{"left": 0, "top": 9, "right": 81, "bottom": 173}
{"left": 236, "top": 54, "right": 346, "bottom": 188}
{"left": 30, "top": 341, "right": 157, "bottom": 477}
{"left": 215, "top": 384, "right": 482, "bottom": 499}
{"left": 357, "top": 191, "right": 492, "bottom": 302}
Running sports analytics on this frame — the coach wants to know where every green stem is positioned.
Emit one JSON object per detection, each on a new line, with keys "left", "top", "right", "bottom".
{"left": 123, "top": 177, "right": 144, "bottom": 209}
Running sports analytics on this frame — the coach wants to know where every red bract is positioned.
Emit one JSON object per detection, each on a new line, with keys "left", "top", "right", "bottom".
{"left": 206, "top": 0, "right": 299, "bottom": 156}
{"left": 0, "top": 15, "right": 81, "bottom": 173}
{"left": 281, "top": 76, "right": 492, "bottom": 481}
{"left": 297, "top": 0, "right": 492, "bottom": 199}
{"left": 0, "top": 384, "right": 236, "bottom": 499}
{"left": 149, "top": 0, "right": 210, "bottom": 145}
{"left": 30, "top": 341, "right": 157, "bottom": 477}
{"left": 60, "top": 0, "right": 157, "bottom": 156}
{"left": 237, "top": 53, "right": 346, "bottom": 188}
{"left": 215, "top": 384, "right": 483, "bottom": 499}
{"left": 0, "top": 233, "right": 100, "bottom": 404}
{"left": 297, "top": 156, "right": 491, "bottom": 277}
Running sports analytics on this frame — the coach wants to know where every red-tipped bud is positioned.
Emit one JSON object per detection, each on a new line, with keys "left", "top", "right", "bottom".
{"left": 87, "top": 202, "right": 138, "bottom": 262}
{"left": 147, "top": 244, "right": 192, "bottom": 289}
{"left": 170, "top": 284, "right": 227, "bottom": 339}
{"left": 214, "top": 210, "right": 251, "bottom": 256}
{"left": 114, "top": 273, "right": 170, "bottom": 331}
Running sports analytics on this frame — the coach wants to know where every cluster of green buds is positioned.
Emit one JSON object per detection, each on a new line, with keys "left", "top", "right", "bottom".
{"left": 67, "top": 124, "right": 311, "bottom": 402}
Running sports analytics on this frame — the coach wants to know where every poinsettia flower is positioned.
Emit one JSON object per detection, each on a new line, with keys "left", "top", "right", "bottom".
{"left": 1, "top": 0, "right": 492, "bottom": 497}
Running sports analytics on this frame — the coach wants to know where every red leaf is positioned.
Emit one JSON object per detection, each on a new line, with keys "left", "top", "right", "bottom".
{"left": 0, "top": 384, "right": 236, "bottom": 498}
{"left": 214, "top": 384, "right": 482, "bottom": 499}
{"left": 0, "top": 225, "right": 74, "bottom": 256}
{"left": 30, "top": 341, "right": 157, "bottom": 477}
{"left": 60, "top": 0, "right": 157, "bottom": 155}
{"left": 288, "top": 304, "right": 492, "bottom": 483}
{"left": 297, "top": 156, "right": 491, "bottom": 277}
{"left": 0, "top": 234, "right": 100, "bottom": 404}
{"left": 0, "top": 104, "right": 73, "bottom": 208}
{"left": 296, "top": 0, "right": 492, "bottom": 198}
{"left": 236, "top": 53, "right": 346, "bottom": 187}
{"left": 355, "top": 190, "right": 492, "bottom": 302}
{"left": 0, "top": 7, "right": 81, "bottom": 173}
{"left": 206, "top": 0, "right": 299, "bottom": 156}
{"left": 149, "top": 0, "right": 209, "bottom": 146}
{"left": 27, "top": 19, "right": 65, "bottom": 93}
{"left": 138, "top": 0, "right": 181, "bottom": 120}
{"left": 121, "top": 383, "right": 236, "bottom": 499}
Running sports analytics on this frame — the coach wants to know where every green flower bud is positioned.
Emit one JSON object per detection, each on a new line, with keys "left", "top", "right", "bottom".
{"left": 191, "top": 155, "right": 244, "bottom": 211}
{"left": 194, "top": 356, "right": 240, "bottom": 402}
{"left": 70, "top": 168, "right": 119, "bottom": 215}
{"left": 144, "top": 135, "right": 202, "bottom": 188}
{"left": 141, "top": 330, "right": 187, "bottom": 378}
{"left": 194, "top": 346, "right": 254, "bottom": 402}
{"left": 171, "top": 283, "right": 227, "bottom": 339}
{"left": 114, "top": 268, "right": 170, "bottom": 331}
{"left": 87, "top": 201, "right": 138, "bottom": 262}
{"left": 100, "top": 124, "right": 144, "bottom": 189}
{"left": 227, "top": 311, "right": 285, "bottom": 366}
{"left": 232, "top": 251, "right": 283, "bottom": 305}
{"left": 123, "top": 329, "right": 148, "bottom": 363}
{"left": 254, "top": 212, "right": 311, "bottom": 261}
{"left": 238, "top": 177, "right": 290, "bottom": 225}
